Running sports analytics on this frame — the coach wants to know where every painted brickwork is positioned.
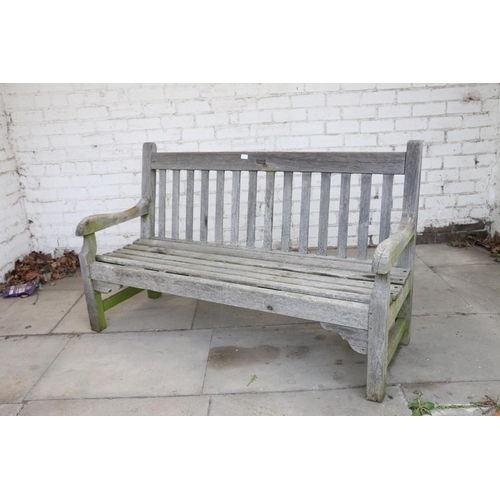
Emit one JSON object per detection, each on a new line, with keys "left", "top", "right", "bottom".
{"left": 0, "top": 83, "right": 498, "bottom": 258}
{"left": 0, "top": 94, "right": 31, "bottom": 279}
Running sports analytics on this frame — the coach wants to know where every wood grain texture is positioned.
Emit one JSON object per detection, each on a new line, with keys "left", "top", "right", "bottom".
{"left": 231, "top": 171, "right": 241, "bottom": 246}
{"left": 246, "top": 171, "right": 257, "bottom": 248}
{"left": 372, "top": 213, "right": 415, "bottom": 274}
{"left": 185, "top": 170, "right": 194, "bottom": 241}
{"left": 90, "top": 261, "right": 370, "bottom": 329}
{"left": 79, "top": 234, "right": 106, "bottom": 332}
{"left": 366, "top": 272, "right": 391, "bottom": 402}
{"left": 281, "top": 171, "right": 293, "bottom": 252}
{"left": 141, "top": 143, "right": 156, "bottom": 239}
{"left": 151, "top": 152, "right": 406, "bottom": 174}
{"left": 171, "top": 170, "right": 180, "bottom": 239}
{"left": 357, "top": 173, "right": 372, "bottom": 260}
{"left": 299, "top": 172, "right": 312, "bottom": 254}
{"left": 379, "top": 174, "right": 394, "bottom": 243}
{"left": 337, "top": 173, "right": 351, "bottom": 258}
{"left": 76, "top": 199, "right": 149, "bottom": 237}
{"left": 158, "top": 169, "right": 166, "bottom": 238}
{"left": 215, "top": 170, "right": 225, "bottom": 245}
{"left": 200, "top": 170, "right": 209, "bottom": 243}
{"left": 317, "top": 172, "right": 331, "bottom": 256}
{"left": 263, "top": 171, "right": 275, "bottom": 250}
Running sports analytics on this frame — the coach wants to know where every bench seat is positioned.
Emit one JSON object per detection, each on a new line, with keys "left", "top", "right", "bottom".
{"left": 91, "top": 238, "right": 412, "bottom": 350}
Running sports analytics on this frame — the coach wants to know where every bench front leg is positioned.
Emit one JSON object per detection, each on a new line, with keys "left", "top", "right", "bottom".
{"left": 366, "top": 272, "right": 391, "bottom": 402}
{"left": 79, "top": 233, "right": 107, "bottom": 332}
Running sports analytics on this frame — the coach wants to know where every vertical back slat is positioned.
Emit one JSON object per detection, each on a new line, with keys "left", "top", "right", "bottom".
{"left": 317, "top": 172, "right": 331, "bottom": 256}
{"left": 158, "top": 169, "right": 166, "bottom": 238}
{"left": 337, "top": 173, "right": 351, "bottom": 258}
{"left": 185, "top": 170, "right": 194, "bottom": 241}
{"left": 171, "top": 170, "right": 180, "bottom": 239}
{"left": 263, "top": 171, "right": 275, "bottom": 250}
{"left": 281, "top": 172, "right": 293, "bottom": 252}
{"left": 379, "top": 174, "right": 394, "bottom": 243}
{"left": 299, "top": 172, "right": 312, "bottom": 255}
{"left": 357, "top": 173, "right": 373, "bottom": 260}
{"left": 230, "top": 171, "right": 241, "bottom": 246}
{"left": 215, "top": 170, "right": 225, "bottom": 245}
{"left": 200, "top": 170, "right": 209, "bottom": 242}
{"left": 246, "top": 171, "right": 257, "bottom": 248}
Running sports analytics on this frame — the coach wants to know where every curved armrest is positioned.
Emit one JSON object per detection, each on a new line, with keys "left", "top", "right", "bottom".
{"left": 75, "top": 198, "right": 149, "bottom": 237}
{"left": 371, "top": 213, "right": 416, "bottom": 275}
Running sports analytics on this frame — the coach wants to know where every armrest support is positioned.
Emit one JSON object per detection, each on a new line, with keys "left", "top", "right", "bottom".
{"left": 371, "top": 213, "right": 416, "bottom": 275}
{"left": 75, "top": 198, "right": 149, "bottom": 237}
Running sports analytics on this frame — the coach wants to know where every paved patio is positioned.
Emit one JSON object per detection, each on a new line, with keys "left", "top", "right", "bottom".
{"left": 1, "top": 244, "right": 499, "bottom": 416}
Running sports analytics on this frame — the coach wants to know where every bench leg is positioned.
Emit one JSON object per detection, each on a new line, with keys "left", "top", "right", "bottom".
{"left": 147, "top": 291, "right": 162, "bottom": 299}
{"left": 366, "top": 273, "right": 391, "bottom": 402}
{"left": 79, "top": 234, "right": 107, "bottom": 332}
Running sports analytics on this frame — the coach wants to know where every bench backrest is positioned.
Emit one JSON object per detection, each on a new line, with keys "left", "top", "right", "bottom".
{"left": 141, "top": 141, "right": 423, "bottom": 260}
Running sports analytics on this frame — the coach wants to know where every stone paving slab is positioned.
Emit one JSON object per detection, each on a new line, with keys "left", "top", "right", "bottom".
{"left": 402, "top": 380, "right": 500, "bottom": 416}
{"left": 27, "top": 330, "right": 212, "bottom": 400}
{"left": 389, "top": 313, "right": 500, "bottom": 384}
{"left": 203, "top": 323, "right": 367, "bottom": 394}
{"left": 0, "top": 404, "right": 23, "bottom": 416}
{"left": 0, "top": 335, "right": 69, "bottom": 403}
{"left": 41, "top": 273, "right": 84, "bottom": 291}
{"left": 19, "top": 396, "right": 210, "bottom": 416}
{"left": 53, "top": 293, "right": 198, "bottom": 334}
{"left": 0, "top": 290, "right": 83, "bottom": 335}
{"left": 416, "top": 244, "right": 493, "bottom": 267}
{"left": 193, "top": 300, "right": 313, "bottom": 329}
{"left": 209, "top": 386, "right": 410, "bottom": 416}
{"left": 433, "top": 264, "right": 500, "bottom": 314}
{"left": 412, "top": 258, "right": 475, "bottom": 316}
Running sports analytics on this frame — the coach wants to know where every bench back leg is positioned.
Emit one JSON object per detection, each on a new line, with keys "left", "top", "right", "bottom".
{"left": 79, "top": 234, "right": 107, "bottom": 332}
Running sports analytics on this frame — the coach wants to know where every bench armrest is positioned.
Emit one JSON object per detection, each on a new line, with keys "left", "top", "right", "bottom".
{"left": 371, "top": 213, "right": 416, "bottom": 275}
{"left": 75, "top": 198, "right": 149, "bottom": 237}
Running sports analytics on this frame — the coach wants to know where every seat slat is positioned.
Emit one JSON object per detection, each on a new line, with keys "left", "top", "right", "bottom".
{"left": 98, "top": 253, "right": 376, "bottom": 304}
{"left": 281, "top": 171, "right": 293, "bottom": 252}
{"left": 317, "top": 172, "right": 331, "bottom": 256}
{"left": 112, "top": 246, "right": 404, "bottom": 299}
{"left": 131, "top": 239, "right": 410, "bottom": 281}
{"left": 357, "top": 173, "right": 372, "bottom": 260}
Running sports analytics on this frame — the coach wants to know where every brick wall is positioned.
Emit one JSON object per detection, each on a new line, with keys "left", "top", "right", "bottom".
{"left": 0, "top": 83, "right": 498, "bottom": 257}
{"left": 0, "top": 94, "right": 31, "bottom": 280}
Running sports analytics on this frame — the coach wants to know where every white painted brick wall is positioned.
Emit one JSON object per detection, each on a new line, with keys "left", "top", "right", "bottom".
{"left": 0, "top": 83, "right": 498, "bottom": 257}
{"left": 0, "top": 94, "right": 31, "bottom": 280}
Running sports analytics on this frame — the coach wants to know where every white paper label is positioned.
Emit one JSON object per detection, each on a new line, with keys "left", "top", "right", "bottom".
{"left": 241, "top": 154, "right": 248, "bottom": 160}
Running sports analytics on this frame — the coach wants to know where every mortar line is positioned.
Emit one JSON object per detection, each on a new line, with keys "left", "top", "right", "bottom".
{"left": 22, "top": 335, "right": 72, "bottom": 402}
{"left": 200, "top": 328, "right": 214, "bottom": 396}
{"left": 48, "top": 291, "right": 84, "bottom": 334}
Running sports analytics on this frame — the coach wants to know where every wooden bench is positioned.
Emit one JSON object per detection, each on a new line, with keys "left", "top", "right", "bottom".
{"left": 76, "top": 141, "right": 423, "bottom": 402}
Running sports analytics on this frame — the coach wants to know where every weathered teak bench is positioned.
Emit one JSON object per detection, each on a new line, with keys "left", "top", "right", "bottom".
{"left": 76, "top": 141, "right": 423, "bottom": 402}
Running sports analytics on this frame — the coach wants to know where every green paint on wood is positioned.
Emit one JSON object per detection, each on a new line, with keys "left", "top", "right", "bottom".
{"left": 103, "top": 287, "right": 143, "bottom": 312}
